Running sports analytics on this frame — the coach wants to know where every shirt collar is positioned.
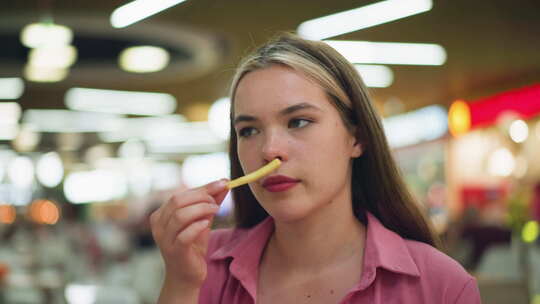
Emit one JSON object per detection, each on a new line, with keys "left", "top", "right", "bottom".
{"left": 209, "top": 212, "right": 420, "bottom": 295}
{"left": 363, "top": 212, "right": 420, "bottom": 277}
{"left": 210, "top": 216, "right": 274, "bottom": 300}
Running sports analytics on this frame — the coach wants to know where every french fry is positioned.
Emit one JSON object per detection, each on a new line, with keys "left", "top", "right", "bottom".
{"left": 227, "top": 159, "right": 281, "bottom": 189}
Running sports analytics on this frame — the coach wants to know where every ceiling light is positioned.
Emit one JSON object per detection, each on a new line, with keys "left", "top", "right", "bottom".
{"left": 0, "top": 124, "right": 18, "bottom": 141}
{"left": 118, "top": 139, "right": 146, "bottom": 159}
{"left": 383, "top": 105, "right": 447, "bottom": 148}
{"left": 208, "top": 97, "right": 231, "bottom": 140}
{"left": 297, "top": 0, "right": 432, "bottom": 40}
{"left": 23, "top": 110, "right": 123, "bottom": 133}
{"left": 119, "top": 46, "right": 170, "bottom": 73}
{"left": 111, "top": 0, "right": 189, "bottom": 28}
{"left": 98, "top": 115, "right": 186, "bottom": 142}
{"left": 181, "top": 153, "right": 230, "bottom": 188}
{"left": 65, "top": 87, "right": 177, "bottom": 116}
{"left": 28, "top": 45, "right": 77, "bottom": 69}
{"left": 7, "top": 156, "right": 35, "bottom": 188}
{"left": 354, "top": 64, "right": 394, "bottom": 88}
{"left": 0, "top": 102, "right": 22, "bottom": 124}
{"left": 488, "top": 148, "right": 515, "bottom": 177}
{"left": 0, "top": 78, "right": 25, "bottom": 100}
{"left": 325, "top": 40, "right": 447, "bottom": 66}
{"left": 24, "top": 65, "right": 68, "bottom": 83}
{"left": 20, "top": 22, "right": 73, "bottom": 48}
{"left": 36, "top": 152, "right": 64, "bottom": 188}
{"left": 145, "top": 122, "right": 224, "bottom": 154}
{"left": 64, "top": 170, "right": 128, "bottom": 204}
{"left": 509, "top": 119, "right": 528, "bottom": 143}
{"left": 0, "top": 102, "right": 21, "bottom": 140}
{"left": 12, "top": 124, "right": 41, "bottom": 152}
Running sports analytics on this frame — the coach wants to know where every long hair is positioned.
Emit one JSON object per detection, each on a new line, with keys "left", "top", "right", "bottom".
{"left": 228, "top": 33, "right": 440, "bottom": 248}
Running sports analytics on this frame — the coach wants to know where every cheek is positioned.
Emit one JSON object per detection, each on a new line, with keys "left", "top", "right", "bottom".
{"left": 237, "top": 143, "right": 257, "bottom": 173}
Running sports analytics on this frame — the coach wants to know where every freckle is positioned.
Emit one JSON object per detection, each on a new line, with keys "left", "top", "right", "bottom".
{"left": 330, "top": 289, "right": 334, "bottom": 294}
{"left": 307, "top": 294, "right": 311, "bottom": 298}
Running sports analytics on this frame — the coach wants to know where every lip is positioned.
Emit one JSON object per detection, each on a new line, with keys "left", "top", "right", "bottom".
{"left": 262, "top": 175, "right": 300, "bottom": 192}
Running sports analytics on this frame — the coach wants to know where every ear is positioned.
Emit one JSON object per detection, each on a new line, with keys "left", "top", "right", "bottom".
{"left": 351, "top": 138, "right": 363, "bottom": 158}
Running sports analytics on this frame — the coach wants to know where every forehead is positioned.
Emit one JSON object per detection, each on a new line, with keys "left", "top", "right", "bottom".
{"left": 233, "top": 65, "right": 332, "bottom": 114}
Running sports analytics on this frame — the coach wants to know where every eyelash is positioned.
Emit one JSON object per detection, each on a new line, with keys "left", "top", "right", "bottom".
{"left": 237, "top": 118, "right": 312, "bottom": 138}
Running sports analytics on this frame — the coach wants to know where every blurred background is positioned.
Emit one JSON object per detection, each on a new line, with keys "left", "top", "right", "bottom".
{"left": 0, "top": 0, "right": 539, "bottom": 303}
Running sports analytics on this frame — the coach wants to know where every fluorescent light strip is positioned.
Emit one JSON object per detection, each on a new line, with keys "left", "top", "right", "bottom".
{"left": 354, "top": 64, "right": 394, "bottom": 88}
{"left": 0, "top": 78, "right": 25, "bottom": 99}
{"left": 0, "top": 102, "right": 20, "bottom": 137}
{"left": 383, "top": 105, "right": 448, "bottom": 148}
{"left": 326, "top": 40, "right": 446, "bottom": 66}
{"left": 0, "top": 102, "right": 22, "bottom": 124}
{"left": 297, "top": 0, "right": 432, "bottom": 40}
{"left": 111, "top": 0, "right": 188, "bottom": 28}
{"left": 65, "top": 87, "right": 177, "bottom": 116}
{"left": 23, "top": 110, "right": 123, "bottom": 133}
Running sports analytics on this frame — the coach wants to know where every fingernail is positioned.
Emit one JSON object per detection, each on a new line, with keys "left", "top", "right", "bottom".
{"left": 199, "top": 219, "right": 210, "bottom": 227}
{"left": 215, "top": 179, "right": 228, "bottom": 188}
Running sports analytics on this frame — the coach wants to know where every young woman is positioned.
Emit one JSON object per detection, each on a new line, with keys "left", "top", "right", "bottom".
{"left": 150, "top": 33, "right": 481, "bottom": 304}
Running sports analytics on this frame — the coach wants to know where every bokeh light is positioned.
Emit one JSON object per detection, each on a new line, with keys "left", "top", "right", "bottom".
{"left": 488, "top": 148, "right": 515, "bottom": 177}
{"left": 0, "top": 204, "right": 16, "bottom": 224}
{"left": 448, "top": 100, "right": 471, "bottom": 137}
{"left": 208, "top": 97, "right": 231, "bottom": 140}
{"left": 29, "top": 199, "right": 61, "bottom": 225}
{"left": 36, "top": 152, "right": 64, "bottom": 187}
{"left": 509, "top": 119, "right": 528, "bottom": 143}
{"left": 522, "top": 220, "right": 539, "bottom": 243}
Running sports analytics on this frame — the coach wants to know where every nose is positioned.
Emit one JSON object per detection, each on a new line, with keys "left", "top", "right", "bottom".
{"left": 261, "top": 131, "right": 288, "bottom": 164}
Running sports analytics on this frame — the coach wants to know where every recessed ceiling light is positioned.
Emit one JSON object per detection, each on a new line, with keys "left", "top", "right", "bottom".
{"left": 24, "top": 65, "right": 68, "bottom": 83}
{"left": 20, "top": 22, "right": 73, "bottom": 48}
{"left": 28, "top": 45, "right": 77, "bottom": 69}
{"left": 119, "top": 46, "right": 170, "bottom": 73}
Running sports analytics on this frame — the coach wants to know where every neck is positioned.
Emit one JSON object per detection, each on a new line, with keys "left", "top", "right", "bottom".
{"left": 266, "top": 200, "right": 366, "bottom": 272}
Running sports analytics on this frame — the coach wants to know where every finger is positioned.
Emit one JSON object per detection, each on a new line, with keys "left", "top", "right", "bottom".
{"left": 160, "top": 191, "right": 215, "bottom": 225}
{"left": 160, "top": 179, "right": 229, "bottom": 224}
{"left": 174, "top": 219, "right": 211, "bottom": 248}
{"left": 205, "top": 188, "right": 230, "bottom": 233}
{"left": 213, "top": 187, "right": 229, "bottom": 207}
{"left": 199, "top": 179, "right": 229, "bottom": 197}
{"left": 164, "top": 203, "right": 220, "bottom": 246}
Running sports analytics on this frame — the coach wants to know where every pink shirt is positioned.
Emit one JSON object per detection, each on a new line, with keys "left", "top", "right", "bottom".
{"left": 200, "top": 213, "right": 481, "bottom": 303}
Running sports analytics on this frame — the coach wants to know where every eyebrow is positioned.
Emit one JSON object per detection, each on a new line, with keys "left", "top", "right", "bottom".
{"left": 233, "top": 102, "right": 322, "bottom": 126}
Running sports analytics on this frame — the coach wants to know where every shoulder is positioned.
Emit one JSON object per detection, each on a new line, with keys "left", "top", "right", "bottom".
{"left": 404, "top": 239, "right": 481, "bottom": 303}
{"left": 405, "top": 239, "right": 469, "bottom": 279}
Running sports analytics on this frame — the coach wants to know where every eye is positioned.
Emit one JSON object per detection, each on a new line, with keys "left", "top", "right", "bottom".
{"left": 238, "top": 127, "right": 259, "bottom": 138}
{"left": 288, "top": 118, "right": 311, "bottom": 129}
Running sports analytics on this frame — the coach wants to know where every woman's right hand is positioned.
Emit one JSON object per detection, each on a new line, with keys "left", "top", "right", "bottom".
{"left": 150, "top": 179, "right": 229, "bottom": 290}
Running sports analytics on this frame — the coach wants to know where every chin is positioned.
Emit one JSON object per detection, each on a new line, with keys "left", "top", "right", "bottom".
{"left": 264, "top": 203, "right": 315, "bottom": 223}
